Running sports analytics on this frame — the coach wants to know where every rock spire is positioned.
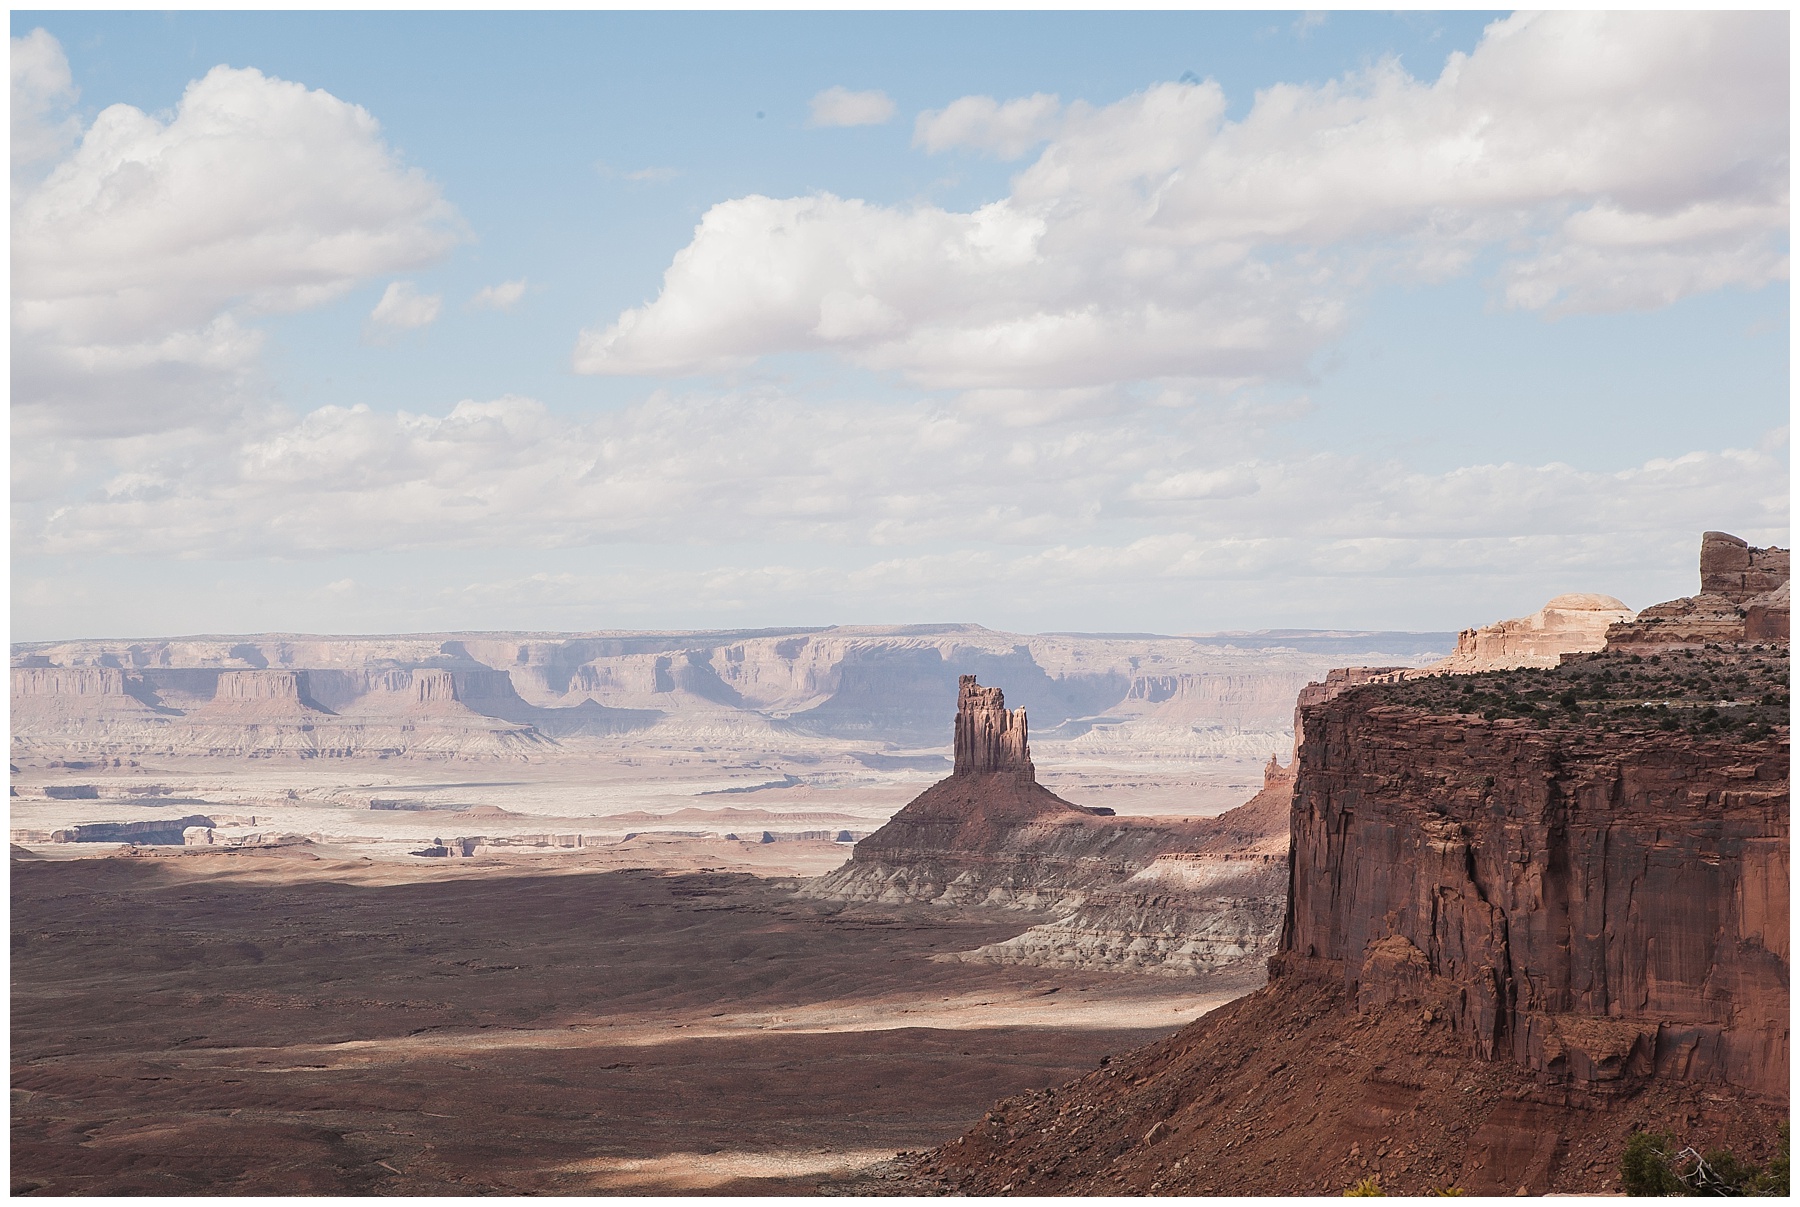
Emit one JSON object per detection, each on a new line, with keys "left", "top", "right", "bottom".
{"left": 951, "top": 675, "right": 1033, "bottom": 778}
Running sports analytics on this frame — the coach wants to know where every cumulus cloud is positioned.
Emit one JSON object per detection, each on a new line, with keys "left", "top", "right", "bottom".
{"left": 12, "top": 39, "right": 463, "bottom": 437}
{"left": 368, "top": 280, "right": 443, "bottom": 331}
{"left": 808, "top": 86, "right": 896, "bottom": 128}
{"left": 471, "top": 278, "right": 528, "bottom": 310}
{"left": 578, "top": 12, "right": 1787, "bottom": 389}
{"left": 913, "top": 92, "right": 1062, "bottom": 158}
{"left": 12, "top": 28, "right": 80, "bottom": 179}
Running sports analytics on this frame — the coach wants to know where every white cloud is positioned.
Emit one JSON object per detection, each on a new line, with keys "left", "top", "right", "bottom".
{"left": 578, "top": 12, "right": 1787, "bottom": 390}
{"left": 16, "top": 383, "right": 1787, "bottom": 585}
{"left": 913, "top": 93, "right": 1062, "bottom": 159}
{"left": 471, "top": 278, "right": 528, "bottom": 310}
{"left": 12, "top": 28, "right": 80, "bottom": 179}
{"left": 12, "top": 42, "right": 463, "bottom": 437}
{"left": 369, "top": 280, "right": 443, "bottom": 331}
{"left": 808, "top": 86, "right": 896, "bottom": 128}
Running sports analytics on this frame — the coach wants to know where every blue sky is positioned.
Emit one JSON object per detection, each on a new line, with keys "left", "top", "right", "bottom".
{"left": 10, "top": 11, "right": 1790, "bottom": 639}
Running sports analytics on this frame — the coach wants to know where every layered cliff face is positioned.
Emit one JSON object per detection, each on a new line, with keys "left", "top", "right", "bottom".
{"left": 1424, "top": 593, "right": 1635, "bottom": 673}
{"left": 11, "top": 666, "right": 557, "bottom": 760}
{"left": 1608, "top": 531, "right": 1790, "bottom": 648}
{"left": 1284, "top": 643, "right": 1789, "bottom": 1101}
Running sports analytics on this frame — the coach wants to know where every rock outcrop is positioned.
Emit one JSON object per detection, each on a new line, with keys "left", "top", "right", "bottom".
{"left": 1283, "top": 643, "right": 1789, "bottom": 1102}
{"left": 953, "top": 675, "right": 1033, "bottom": 776}
{"left": 805, "top": 678, "right": 1295, "bottom": 980}
{"left": 810, "top": 683, "right": 1216, "bottom": 910}
{"left": 913, "top": 617, "right": 1788, "bottom": 1198}
{"left": 1607, "top": 531, "right": 1790, "bottom": 648}
{"left": 1423, "top": 593, "right": 1635, "bottom": 672}
{"left": 1700, "top": 529, "right": 1790, "bottom": 601}
{"left": 49, "top": 815, "right": 217, "bottom": 845}
{"left": 802, "top": 678, "right": 1213, "bottom": 910}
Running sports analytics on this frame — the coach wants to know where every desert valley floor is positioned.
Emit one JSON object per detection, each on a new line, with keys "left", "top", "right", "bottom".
{"left": 11, "top": 846, "right": 1246, "bottom": 1195}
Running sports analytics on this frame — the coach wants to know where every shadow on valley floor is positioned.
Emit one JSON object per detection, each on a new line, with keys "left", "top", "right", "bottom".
{"left": 11, "top": 855, "right": 1246, "bottom": 1195}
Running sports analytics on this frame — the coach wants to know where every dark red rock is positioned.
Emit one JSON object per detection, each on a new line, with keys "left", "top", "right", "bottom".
{"left": 1283, "top": 678, "right": 1788, "bottom": 1101}
{"left": 953, "top": 674, "right": 1033, "bottom": 777}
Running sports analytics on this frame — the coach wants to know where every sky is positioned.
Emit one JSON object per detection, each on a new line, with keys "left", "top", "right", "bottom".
{"left": 10, "top": 10, "right": 1790, "bottom": 640}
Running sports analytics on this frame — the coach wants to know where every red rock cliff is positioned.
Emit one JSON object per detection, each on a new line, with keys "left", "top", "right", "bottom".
{"left": 1282, "top": 646, "right": 1789, "bottom": 1102}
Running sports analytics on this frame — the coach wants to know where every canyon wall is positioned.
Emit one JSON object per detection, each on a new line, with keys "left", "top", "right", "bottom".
{"left": 1282, "top": 645, "right": 1789, "bottom": 1102}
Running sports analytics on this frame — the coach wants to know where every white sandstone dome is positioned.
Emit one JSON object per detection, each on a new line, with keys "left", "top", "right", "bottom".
{"left": 1542, "top": 593, "right": 1631, "bottom": 613}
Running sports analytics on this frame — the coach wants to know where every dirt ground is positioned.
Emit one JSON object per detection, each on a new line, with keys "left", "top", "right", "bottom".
{"left": 10, "top": 850, "right": 1246, "bottom": 1195}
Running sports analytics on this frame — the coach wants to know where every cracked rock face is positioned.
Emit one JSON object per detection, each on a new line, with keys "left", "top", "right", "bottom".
{"left": 1283, "top": 659, "right": 1788, "bottom": 1101}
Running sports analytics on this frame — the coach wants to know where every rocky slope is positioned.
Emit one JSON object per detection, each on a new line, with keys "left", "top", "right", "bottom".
{"left": 910, "top": 974, "right": 1786, "bottom": 1196}
{"left": 13, "top": 626, "right": 1449, "bottom": 761}
{"left": 950, "top": 759, "right": 1292, "bottom": 976}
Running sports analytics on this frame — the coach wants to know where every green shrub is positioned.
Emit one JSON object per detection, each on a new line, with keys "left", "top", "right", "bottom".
{"left": 1344, "top": 1176, "right": 1384, "bottom": 1196}
{"left": 1622, "top": 1130, "right": 1685, "bottom": 1196}
{"left": 1620, "top": 1122, "right": 1790, "bottom": 1196}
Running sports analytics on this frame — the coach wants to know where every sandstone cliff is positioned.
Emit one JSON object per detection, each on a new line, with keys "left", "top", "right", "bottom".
{"left": 1423, "top": 593, "right": 1634, "bottom": 673}
{"left": 1284, "top": 641, "right": 1788, "bottom": 1102}
{"left": 1607, "top": 531, "right": 1790, "bottom": 648}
